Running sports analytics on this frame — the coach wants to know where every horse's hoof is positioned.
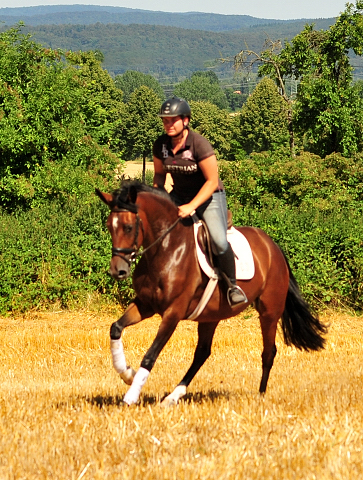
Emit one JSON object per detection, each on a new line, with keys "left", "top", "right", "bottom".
{"left": 120, "top": 366, "right": 136, "bottom": 385}
{"left": 160, "top": 396, "right": 178, "bottom": 408}
{"left": 122, "top": 399, "right": 138, "bottom": 407}
{"left": 160, "top": 386, "right": 187, "bottom": 407}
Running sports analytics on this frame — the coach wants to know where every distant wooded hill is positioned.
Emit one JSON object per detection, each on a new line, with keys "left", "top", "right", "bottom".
{"left": 0, "top": 5, "right": 341, "bottom": 80}
{"left": 0, "top": 4, "right": 335, "bottom": 30}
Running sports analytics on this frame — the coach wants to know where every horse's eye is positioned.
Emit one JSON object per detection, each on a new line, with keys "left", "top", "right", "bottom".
{"left": 123, "top": 224, "right": 133, "bottom": 234}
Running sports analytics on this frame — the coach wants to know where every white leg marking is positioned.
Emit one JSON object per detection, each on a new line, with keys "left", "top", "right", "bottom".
{"left": 110, "top": 338, "right": 136, "bottom": 385}
{"left": 123, "top": 367, "right": 150, "bottom": 405}
{"left": 160, "top": 385, "right": 187, "bottom": 407}
{"left": 110, "top": 338, "right": 127, "bottom": 374}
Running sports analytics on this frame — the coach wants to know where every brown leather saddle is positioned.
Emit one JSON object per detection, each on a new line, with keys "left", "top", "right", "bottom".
{"left": 195, "top": 210, "right": 233, "bottom": 268}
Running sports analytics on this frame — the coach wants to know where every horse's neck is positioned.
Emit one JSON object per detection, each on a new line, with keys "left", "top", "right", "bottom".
{"left": 139, "top": 195, "right": 192, "bottom": 248}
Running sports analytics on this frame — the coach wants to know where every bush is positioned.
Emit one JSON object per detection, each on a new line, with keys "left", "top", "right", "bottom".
{"left": 0, "top": 148, "right": 136, "bottom": 314}
{"left": 0, "top": 195, "right": 136, "bottom": 314}
{"left": 219, "top": 152, "right": 363, "bottom": 310}
{"left": 2, "top": 131, "right": 363, "bottom": 313}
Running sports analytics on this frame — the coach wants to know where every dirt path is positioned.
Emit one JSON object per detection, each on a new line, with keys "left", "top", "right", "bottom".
{"left": 123, "top": 161, "right": 172, "bottom": 191}
{"left": 123, "top": 162, "right": 154, "bottom": 178}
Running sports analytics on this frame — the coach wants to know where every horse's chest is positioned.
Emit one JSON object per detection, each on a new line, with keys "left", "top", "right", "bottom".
{"left": 133, "top": 268, "right": 163, "bottom": 302}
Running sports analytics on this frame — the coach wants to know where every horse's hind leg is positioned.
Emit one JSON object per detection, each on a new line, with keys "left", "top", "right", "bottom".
{"left": 110, "top": 298, "right": 154, "bottom": 385}
{"left": 257, "top": 304, "right": 280, "bottom": 393}
{"left": 161, "top": 321, "right": 219, "bottom": 407}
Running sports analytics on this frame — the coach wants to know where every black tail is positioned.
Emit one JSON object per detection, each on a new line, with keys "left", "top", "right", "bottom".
{"left": 281, "top": 262, "right": 328, "bottom": 351}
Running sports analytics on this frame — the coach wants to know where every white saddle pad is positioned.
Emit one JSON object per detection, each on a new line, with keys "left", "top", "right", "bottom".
{"left": 194, "top": 224, "right": 255, "bottom": 280}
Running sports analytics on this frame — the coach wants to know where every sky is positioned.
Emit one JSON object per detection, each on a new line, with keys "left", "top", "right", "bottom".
{"left": 0, "top": 1, "right": 349, "bottom": 21}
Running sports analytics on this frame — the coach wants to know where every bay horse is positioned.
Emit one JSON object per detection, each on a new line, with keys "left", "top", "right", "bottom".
{"left": 96, "top": 181, "right": 327, "bottom": 406}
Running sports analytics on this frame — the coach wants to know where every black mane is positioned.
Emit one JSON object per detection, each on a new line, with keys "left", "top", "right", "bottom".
{"left": 113, "top": 180, "right": 174, "bottom": 212}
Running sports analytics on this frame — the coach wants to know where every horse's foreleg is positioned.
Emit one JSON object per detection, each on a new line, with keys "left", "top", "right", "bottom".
{"left": 123, "top": 314, "right": 180, "bottom": 405}
{"left": 161, "top": 322, "right": 219, "bottom": 407}
{"left": 110, "top": 299, "right": 154, "bottom": 385}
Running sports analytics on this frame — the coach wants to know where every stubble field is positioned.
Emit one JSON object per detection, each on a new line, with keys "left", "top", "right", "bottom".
{"left": 0, "top": 308, "right": 362, "bottom": 479}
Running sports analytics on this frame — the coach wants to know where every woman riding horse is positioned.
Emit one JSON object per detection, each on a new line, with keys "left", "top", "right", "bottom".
{"left": 153, "top": 97, "right": 247, "bottom": 306}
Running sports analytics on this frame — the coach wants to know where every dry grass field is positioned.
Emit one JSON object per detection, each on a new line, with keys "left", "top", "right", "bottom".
{"left": 1, "top": 308, "right": 363, "bottom": 479}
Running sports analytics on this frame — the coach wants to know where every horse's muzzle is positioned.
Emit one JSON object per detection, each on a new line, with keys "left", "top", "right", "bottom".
{"left": 109, "top": 256, "right": 131, "bottom": 280}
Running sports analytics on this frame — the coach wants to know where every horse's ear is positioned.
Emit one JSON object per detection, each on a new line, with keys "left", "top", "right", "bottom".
{"left": 128, "top": 185, "right": 138, "bottom": 205}
{"left": 95, "top": 188, "right": 113, "bottom": 207}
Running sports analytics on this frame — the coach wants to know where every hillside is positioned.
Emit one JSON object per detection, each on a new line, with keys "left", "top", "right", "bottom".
{"left": 13, "top": 20, "right": 335, "bottom": 79}
{"left": 0, "top": 4, "right": 335, "bottom": 31}
{"left": 1, "top": 5, "right": 354, "bottom": 81}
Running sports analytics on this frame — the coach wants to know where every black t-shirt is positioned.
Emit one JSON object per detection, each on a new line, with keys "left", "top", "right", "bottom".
{"left": 153, "top": 129, "right": 221, "bottom": 201}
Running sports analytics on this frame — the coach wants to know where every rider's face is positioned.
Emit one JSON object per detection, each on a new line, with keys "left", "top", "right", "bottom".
{"left": 162, "top": 116, "right": 188, "bottom": 137}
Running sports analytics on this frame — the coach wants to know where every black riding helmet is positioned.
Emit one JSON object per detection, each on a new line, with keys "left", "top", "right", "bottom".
{"left": 158, "top": 97, "right": 191, "bottom": 119}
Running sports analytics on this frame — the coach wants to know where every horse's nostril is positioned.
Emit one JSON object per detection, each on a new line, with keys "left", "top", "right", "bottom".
{"left": 108, "top": 268, "right": 128, "bottom": 279}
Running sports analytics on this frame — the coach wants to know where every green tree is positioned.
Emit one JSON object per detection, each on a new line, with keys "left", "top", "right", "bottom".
{"left": 235, "top": 78, "right": 290, "bottom": 154}
{"left": 0, "top": 26, "right": 81, "bottom": 169}
{"left": 232, "top": 2, "right": 363, "bottom": 157}
{"left": 233, "top": 39, "right": 296, "bottom": 156}
{"left": 116, "top": 86, "right": 163, "bottom": 177}
{"left": 0, "top": 24, "right": 120, "bottom": 211}
{"left": 191, "top": 70, "right": 220, "bottom": 85}
{"left": 288, "top": 3, "right": 363, "bottom": 157}
{"left": 354, "top": 79, "right": 363, "bottom": 99}
{"left": 174, "top": 71, "right": 228, "bottom": 110}
{"left": 66, "top": 50, "right": 125, "bottom": 148}
{"left": 224, "top": 87, "right": 247, "bottom": 111}
{"left": 114, "top": 70, "right": 164, "bottom": 103}
{"left": 249, "top": 1, "right": 363, "bottom": 157}
{"left": 189, "top": 100, "right": 236, "bottom": 160}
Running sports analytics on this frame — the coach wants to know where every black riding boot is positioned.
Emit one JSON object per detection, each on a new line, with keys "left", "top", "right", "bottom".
{"left": 218, "top": 243, "right": 248, "bottom": 306}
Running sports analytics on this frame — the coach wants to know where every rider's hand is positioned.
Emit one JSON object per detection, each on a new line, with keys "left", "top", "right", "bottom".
{"left": 178, "top": 204, "right": 196, "bottom": 218}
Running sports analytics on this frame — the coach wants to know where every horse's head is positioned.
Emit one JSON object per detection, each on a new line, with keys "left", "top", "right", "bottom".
{"left": 97, "top": 180, "right": 181, "bottom": 280}
{"left": 96, "top": 184, "right": 142, "bottom": 280}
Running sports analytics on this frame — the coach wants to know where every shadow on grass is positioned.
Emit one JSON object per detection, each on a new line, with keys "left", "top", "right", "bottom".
{"left": 83, "top": 388, "right": 237, "bottom": 409}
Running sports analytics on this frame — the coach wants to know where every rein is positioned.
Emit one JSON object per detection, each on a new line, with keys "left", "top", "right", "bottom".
{"left": 111, "top": 208, "right": 182, "bottom": 264}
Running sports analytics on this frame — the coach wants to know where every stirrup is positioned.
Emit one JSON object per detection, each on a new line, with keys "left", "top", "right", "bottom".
{"left": 227, "top": 285, "right": 248, "bottom": 306}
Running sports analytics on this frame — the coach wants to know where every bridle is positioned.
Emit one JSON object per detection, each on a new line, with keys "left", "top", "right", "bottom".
{"left": 110, "top": 207, "right": 182, "bottom": 266}
{"left": 110, "top": 208, "right": 143, "bottom": 266}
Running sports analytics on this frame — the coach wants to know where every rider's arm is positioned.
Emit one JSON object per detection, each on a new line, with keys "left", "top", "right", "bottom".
{"left": 177, "top": 154, "right": 219, "bottom": 218}
{"left": 153, "top": 156, "right": 166, "bottom": 189}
